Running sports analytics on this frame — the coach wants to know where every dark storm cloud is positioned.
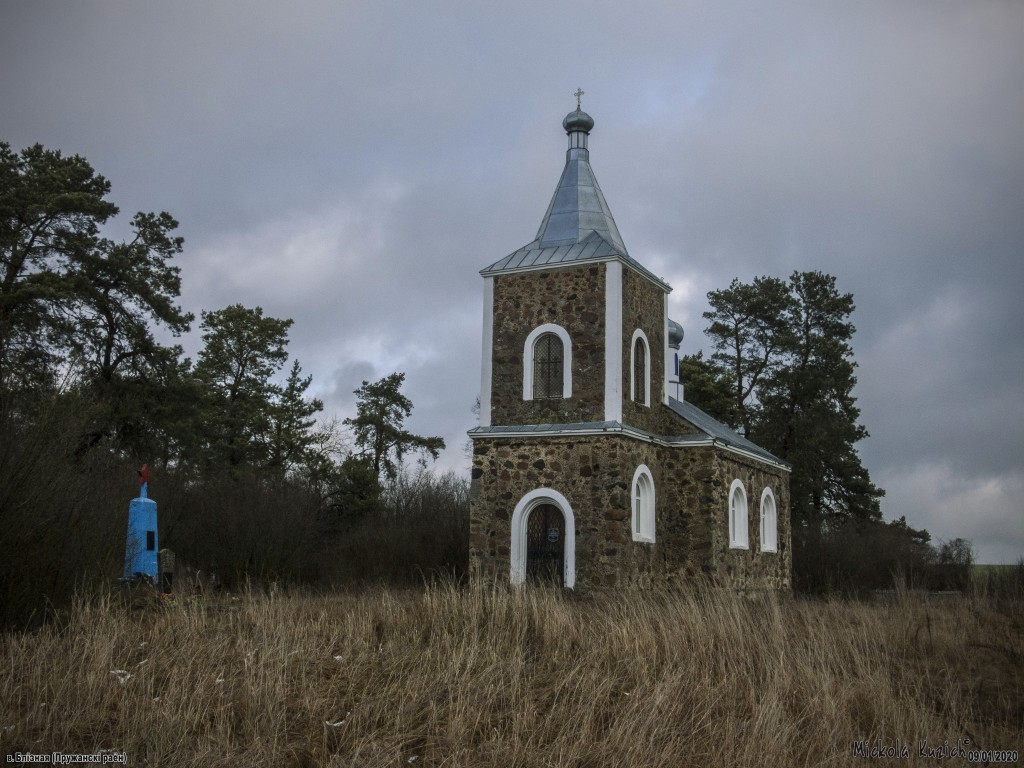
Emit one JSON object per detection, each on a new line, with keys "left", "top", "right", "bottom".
{"left": 3, "top": 1, "right": 1021, "bottom": 561}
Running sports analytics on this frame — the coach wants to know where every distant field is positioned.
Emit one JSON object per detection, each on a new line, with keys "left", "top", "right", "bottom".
{"left": 972, "top": 562, "right": 1024, "bottom": 599}
{"left": 2, "top": 584, "right": 1021, "bottom": 767}
{"left": 974, "top": 564, "right": 1023, "bottom": 570}
{"left": 974, "top": 564, "right": 1021, "bottom": 572}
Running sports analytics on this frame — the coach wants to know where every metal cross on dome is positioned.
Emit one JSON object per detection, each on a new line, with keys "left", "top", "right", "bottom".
{"left": 574, "top": 88, "right": 584, "bottom": 110}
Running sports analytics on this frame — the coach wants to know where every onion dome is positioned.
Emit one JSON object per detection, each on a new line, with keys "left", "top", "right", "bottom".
{"left": 668, "top": 318, "right": 684, "bottom": 349}
{"left": 563, "top": 109, "right": 595, "bottom": 134}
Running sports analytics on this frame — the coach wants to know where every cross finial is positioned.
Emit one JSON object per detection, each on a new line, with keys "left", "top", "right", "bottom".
{"left": 574, "top": 88, "right": 584, "bottom": 110}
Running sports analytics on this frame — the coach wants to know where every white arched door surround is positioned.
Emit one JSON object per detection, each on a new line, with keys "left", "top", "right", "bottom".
{"left": 510, "top": 488, "right": 576, "bottom": 588}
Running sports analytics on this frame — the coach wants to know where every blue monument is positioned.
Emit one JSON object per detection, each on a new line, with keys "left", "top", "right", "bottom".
{"left": 123, "top": 464, "right": 158, "bottom": 582}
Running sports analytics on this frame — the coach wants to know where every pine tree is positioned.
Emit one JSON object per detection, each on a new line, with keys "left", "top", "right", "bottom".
{"left": 703, "top": 276, "right": 794, "bottom": 435}
{"left": 753, "top": 272, "right": 883, "bottom": 529}
{"left": 0, "top": 142, "right": 117, "bottom": 395}
{"left": 344, "top": 372, "right": 445, "bottom": 480}
{"left": 193, "top": 304, "right": 292, "bottom": 468}
{"left": 701, "top": 271, "right": 884, "bottom": 578}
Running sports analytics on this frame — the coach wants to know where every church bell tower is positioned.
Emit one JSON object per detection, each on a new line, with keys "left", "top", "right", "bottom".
{"left": 468, "top": 97, "right": 793, "bottom": 592}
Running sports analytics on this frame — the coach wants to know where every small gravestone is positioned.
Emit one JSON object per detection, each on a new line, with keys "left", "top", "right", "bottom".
{"left": 123, "top": 464, "right": 158, "bottom": 583}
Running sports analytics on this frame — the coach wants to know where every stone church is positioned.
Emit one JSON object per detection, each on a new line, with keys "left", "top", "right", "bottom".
{"left": 468, "top": 103, "right": 791, "bottom": 591}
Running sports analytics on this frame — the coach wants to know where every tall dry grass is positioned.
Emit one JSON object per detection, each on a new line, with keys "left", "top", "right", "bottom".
{"left": 2, "top": 583, "right": 1021, "bottom": 767}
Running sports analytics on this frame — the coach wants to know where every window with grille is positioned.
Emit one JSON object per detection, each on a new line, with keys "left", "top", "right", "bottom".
{"left": 533, "top": 332, "right": 564, "bottom": 400}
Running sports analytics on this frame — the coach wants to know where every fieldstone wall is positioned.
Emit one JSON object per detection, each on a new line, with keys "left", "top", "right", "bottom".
{"left": 620, "top": 267, "right": 669, "bottom": 433}
{"left": 473, "top": 256, "right": 792, "bottom": 594}
{"left": 489, "top": 265, "right": 606, "bottom": 425}
{"left": 644, "top": 444, "right": 718, "bottom": 585}
{"left": 469, "top": 432, "right": 792, "bottom": 592}
{"left": 469, "top": 434, "right": 639, "bottom": 589}
{"left": 468, "top": 434, "right": 790, "bottom": 593}
{"left": 710, "top": 452, "right": 792, "bottom": 592}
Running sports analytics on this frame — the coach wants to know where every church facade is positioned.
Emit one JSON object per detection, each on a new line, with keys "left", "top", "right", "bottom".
{"left": 468, "top": 105, "right": 791, "bottom": 591}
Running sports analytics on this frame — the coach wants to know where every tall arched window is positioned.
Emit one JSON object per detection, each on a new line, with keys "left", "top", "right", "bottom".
{"left": 632, "top": 465, "right": 655, "bottom": 542}
{"left": 630, "top": 329, "right": 650, "bottom": 406}
{"left": 760, "top": 488, "right": 778, "bottom": 553}
{"left": 523, "top": 324, "right": 572, "bottom": 400}
{"left": 533, "top": 333, "right": 563, "bottom": 399}
{"left": 729, "top": 479, "right": 749, "bottom": 550}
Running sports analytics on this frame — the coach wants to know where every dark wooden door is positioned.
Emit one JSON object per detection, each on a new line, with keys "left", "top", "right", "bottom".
{"left": 526, "top": 504, "right": 564, "bottom": 586}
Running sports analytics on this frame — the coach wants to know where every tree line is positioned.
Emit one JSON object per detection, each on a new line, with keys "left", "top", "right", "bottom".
{"left": 0, "top": 142, "right": 456, "bottom": 627}
{"left": 0, "top": 140, "right": 974, "bottom": 627}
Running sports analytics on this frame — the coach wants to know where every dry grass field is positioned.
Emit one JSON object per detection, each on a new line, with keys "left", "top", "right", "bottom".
{"left": 2, "top": 582, "right": 1021, "bottom": 767}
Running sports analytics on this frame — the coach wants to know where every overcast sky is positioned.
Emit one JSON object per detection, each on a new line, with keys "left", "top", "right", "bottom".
{"left": 3, "top": 1, "right": 1021, "bottom": 562}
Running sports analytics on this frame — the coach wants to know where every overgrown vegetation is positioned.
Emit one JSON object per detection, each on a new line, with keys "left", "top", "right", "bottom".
{"left": 0, "top": 141, "right": 451, "bottom": 629}
{"left": 0, "top": 138, "right": 998, "bottom": 634}
{"left": 972, "top": 562, "right": 1024, "bottom": 601}
{"left": 2, "top": 584, "right": 1021, "bottom": 766}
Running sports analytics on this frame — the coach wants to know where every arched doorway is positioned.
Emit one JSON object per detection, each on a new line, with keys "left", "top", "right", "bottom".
{"left": 510, "top": 488, "right": 576, "bottom": 588}
{"left": 526, "top": 503, "right": 565, "bottom": 585}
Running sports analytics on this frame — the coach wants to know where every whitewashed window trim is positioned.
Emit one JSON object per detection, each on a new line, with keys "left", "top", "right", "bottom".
{"left": 729, "top": 479, "right": 749, "bottom": 550}
{"left": 629, "top": 328, "right": 651, "bottom": 407}
{"left": 632, "top": 464, "right": 656, "bottom": 543}
{"left": 760, "top": 487, "right": 778, "bottom": 553}
{"left": 523, "top": 323, "right": 572, "bottom": 400}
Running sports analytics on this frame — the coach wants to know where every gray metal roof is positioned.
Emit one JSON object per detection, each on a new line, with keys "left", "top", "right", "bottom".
{"left": 481, "top": 111, "right": 669, "bottom": 291}
{"left": 482, "top": 231, "right": 666, "bottom": 288}
{"left": 666, "top": 397, "right": 787, "bottom": 466}
{"left": 534, "top": 146, "right": 627, "bottom": 251}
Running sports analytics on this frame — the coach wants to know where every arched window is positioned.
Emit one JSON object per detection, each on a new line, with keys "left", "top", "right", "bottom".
{"left": 533, "top": 333, "right": 563, "bottom": 399}
{"left": 760, "top": 488, "right": 778, "bottom": 553}
{"left": 632, "top": 465, "right": 655, "bottom": 543}
{"left": 630, "top": 329, "right": 650, "bottom": 406}
{"left": 729, "top": 479, "right": 749, "bottom": 550}
{"left": 523, "top": 324, "right": 572, "bottom": 400}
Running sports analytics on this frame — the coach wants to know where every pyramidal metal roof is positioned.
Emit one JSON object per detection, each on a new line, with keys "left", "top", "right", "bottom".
{"left": 533, "top": 138, "right": 627, "bottom": 251}
{"left": 482, "top": 108, "right": 669, "bottom": 290}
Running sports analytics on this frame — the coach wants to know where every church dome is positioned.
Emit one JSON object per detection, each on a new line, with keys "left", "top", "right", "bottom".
{"left": 668, "top": 318, "right": 684, "bottom": 348}
{"left": 563, "top": 109, "right": 595, "bottom": 134}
